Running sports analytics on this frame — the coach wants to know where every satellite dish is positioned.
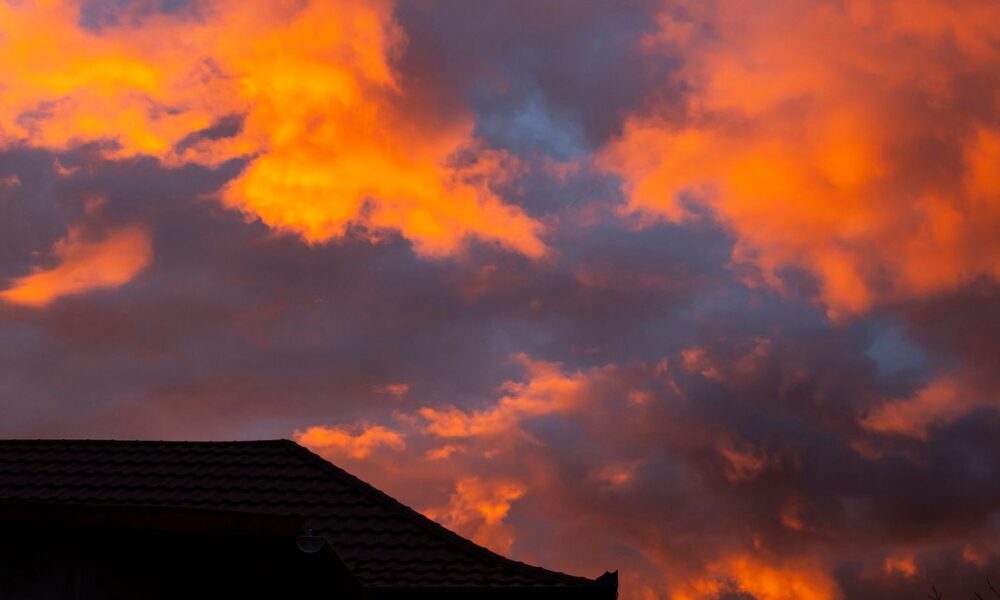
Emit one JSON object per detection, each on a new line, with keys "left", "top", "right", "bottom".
{"left": 296, "top": 529, "right": 326, "bottom": 554}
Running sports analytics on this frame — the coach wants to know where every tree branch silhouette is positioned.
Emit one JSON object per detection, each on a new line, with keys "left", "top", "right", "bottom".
{"left": 987, "top": 577, "right": 1000, "bottom": 599}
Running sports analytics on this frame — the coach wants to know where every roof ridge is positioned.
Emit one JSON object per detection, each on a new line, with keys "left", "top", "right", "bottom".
{"left": 280, "top": 439, "right": 599, "bottom": 586}
{"left": 0, "top": 438, "right": 616, "bottom": 591}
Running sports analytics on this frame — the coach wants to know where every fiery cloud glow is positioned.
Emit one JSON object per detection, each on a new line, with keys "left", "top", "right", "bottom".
{"left": 418, "top": 355, "right": 591, "bottom": 438}
{"left": 604, "top": 0, "right": 1000, "bottom": 318}
{"left": 294, "top": 423, "right": 405, "bottom": 459}
{"left": 297, "top": 356, "right": 605, "bottom": 556}
{"left": 1, "top": 224, "right": 151, "bottom": 307}
{"left": 675, "top": 555, "right": 839, "bottom": 600}
{"left": 859, "top": 375, "right": 992, "bottom": 440}
{"left": 424, "top": 476, "right": 526, "bottom": 553}
{"left": 4, "top": 1, "right": 1000, "bottom": 599}
{"left": 0, "top": 0, "right": 544, "bottom": 257}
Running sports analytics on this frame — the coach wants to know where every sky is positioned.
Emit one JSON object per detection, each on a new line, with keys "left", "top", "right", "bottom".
{"left": 1, "top": 0, "right": 999, "bottom": 597}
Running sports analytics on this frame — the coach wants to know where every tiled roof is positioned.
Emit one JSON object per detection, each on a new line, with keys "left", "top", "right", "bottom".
{"left": 0, "top": 439, "right": 615, "bottom": 595}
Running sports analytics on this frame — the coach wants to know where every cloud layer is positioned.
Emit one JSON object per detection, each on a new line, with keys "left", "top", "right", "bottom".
{"left": 2, "top": 1, "right": 1000, "bottom": 599}
{"left": 603, "top": 0, "right": 1000, "bottom": 318}
{"left": 0, "top": 0, "right": 544, "bottom": 256}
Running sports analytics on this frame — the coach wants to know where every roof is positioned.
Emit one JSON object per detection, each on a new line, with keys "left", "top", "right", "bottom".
{"left": 0, "top": 439, "right": 616, "bottom": 597}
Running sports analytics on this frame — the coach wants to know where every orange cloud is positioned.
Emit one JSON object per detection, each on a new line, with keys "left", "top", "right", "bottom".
{"left": 0, "top": 224, "right": 151, "bottom": 307}
{"left": 423, "top": 476, "right": 526, "bottom": 554}
{"left": 883, "top": 553, "right": 918, "bottom": 578}
{"left": 680, "top": 347, "right": 723, "bottom": 382}
{"left": 425, "top": 444, "right": 462, "bottom": 460}
{"left": 294, "top": 423, "right": 405, "bottom": 459}
{"left": 673, "top": 554, "right": 840, "bottom": 600}
{"left": 718, "top": 442, "right": 771, "bottom": 483}
{"left": 373, "top": 383, "right": 410, "bottom": 398}
{"left": 681, "top": 339, "right": 774, "bottom": 384}
{"left": 603, "top": 0, "right": 1000, "bottom": 319}
{"left": 0, "top": 0, "right": 544, "bottom": 257}
{"left": 860, "top": 376, "right": 975, "bottom": 440}
{"left": 962, "top": 544, "right": 989, "bottom": 567}
{"left": 418, "top": 355, "right": 591, "bottom": 438}
{"left": 588, "top": 462, "right": 639, "bottom": 491}
{"left": 296, "top": 355, "right": 855, "bottom": 598}
{"left": 779, "top": 501, "right": 807, "bottom": 533}
{"left": 297, "top": 355, "right": 611, "bottom": 557}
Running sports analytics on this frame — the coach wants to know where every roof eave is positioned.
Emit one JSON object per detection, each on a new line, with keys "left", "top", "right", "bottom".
{"left": 365, "top": 584, "right": 617, "bottom": 600}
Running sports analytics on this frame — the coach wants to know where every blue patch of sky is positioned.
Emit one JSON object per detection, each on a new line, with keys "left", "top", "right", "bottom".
{"left": 864, "top": 319, "right": 930, "bottom": 378}
{"left": 475, "top": 93, "right": 588, "bottom": 161}
{"left": 78, "top": 0, "right": 198, "bottom": 32}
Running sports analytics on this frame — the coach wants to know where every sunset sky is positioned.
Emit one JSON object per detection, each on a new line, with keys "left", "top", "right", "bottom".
{"left": 2, "top": 0, "right": 1000, "bottom": 597}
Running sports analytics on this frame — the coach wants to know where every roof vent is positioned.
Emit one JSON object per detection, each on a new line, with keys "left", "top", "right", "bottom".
{"left": 296, "top": 528, "right": 326, "bottom": 554}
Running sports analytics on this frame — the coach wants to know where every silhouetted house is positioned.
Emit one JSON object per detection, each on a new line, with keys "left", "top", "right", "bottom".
{"left": 0, "top": 439, "right": 617, "bottom": 599}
